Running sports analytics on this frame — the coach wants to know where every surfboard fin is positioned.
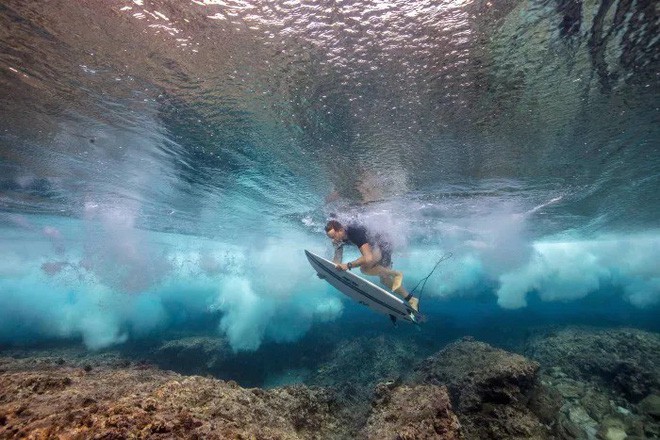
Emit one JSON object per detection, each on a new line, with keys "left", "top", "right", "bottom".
{"left": 389, "top": 315, "right": 398, "bottom": 327}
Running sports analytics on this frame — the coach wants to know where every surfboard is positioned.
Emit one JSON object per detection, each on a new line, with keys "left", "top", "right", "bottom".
{"left": 305, "top": 250, "right": 424, "bottom": 325}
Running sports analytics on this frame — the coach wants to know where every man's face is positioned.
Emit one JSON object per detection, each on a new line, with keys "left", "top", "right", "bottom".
{"left": 326, "top": 228, "right": 345, "bottom": 244}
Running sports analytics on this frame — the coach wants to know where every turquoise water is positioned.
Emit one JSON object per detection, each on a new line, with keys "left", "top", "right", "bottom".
{"left": 0, "top": 0, "right": 658, "bottom": 356}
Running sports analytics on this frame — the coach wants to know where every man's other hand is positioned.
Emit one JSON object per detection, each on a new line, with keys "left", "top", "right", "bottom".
{"left": 335, "top": 263, "right": 349, "bottom": 271}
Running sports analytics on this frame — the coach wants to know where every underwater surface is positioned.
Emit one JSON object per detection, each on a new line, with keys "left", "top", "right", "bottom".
{"left": 0, "top": 0, "right": 659, "bottom": 437}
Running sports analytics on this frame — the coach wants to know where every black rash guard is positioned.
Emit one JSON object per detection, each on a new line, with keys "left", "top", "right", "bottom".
{"left": 345, "top": 224, "right": 369, "bottom": 248}
{"left": 343, "top": 223, "right": 393, "bottom": 267}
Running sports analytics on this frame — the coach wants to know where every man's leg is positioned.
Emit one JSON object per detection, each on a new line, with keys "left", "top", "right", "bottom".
{"left": 360, "top": 248, "right": 418, "bottom": 311}
{"left": 364, "top": 265, "right": 418, "bottom": 311}
{"left": 361, "top": 264, "right": 410, "bottom": 297}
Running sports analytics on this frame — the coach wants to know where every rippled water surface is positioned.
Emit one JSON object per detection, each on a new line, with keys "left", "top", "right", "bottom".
{"left": 0, "top": 0, "right": 658, "bottom": 350}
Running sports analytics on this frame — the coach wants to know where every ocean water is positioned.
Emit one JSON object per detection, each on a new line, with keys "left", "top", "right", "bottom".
{"left": 0, "top": 0, "right": 658, "bottom": 380}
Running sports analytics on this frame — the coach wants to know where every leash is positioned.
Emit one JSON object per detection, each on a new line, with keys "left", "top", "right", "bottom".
{"left": 409, "top": 252, "right": 453, "bottom": 305}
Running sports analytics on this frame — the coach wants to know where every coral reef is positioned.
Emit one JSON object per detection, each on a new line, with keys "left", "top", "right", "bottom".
{"left": 143, "top": 336, "right": 233, "bottom": 378}
{"left": 304, "top": 333, "right": 428, "bottom": 436}
{"left": 526, "top": 327, "right": 660, "bottom": 439}
{"left": 408, "top": 336, "right": 555, "bottom": 439}
{"left": 525, "top": 327, "right": 660, "bottom": 402}
{"left": 361, "top": 381, "right": 461, "bottom": 440}
{"left": 540, "top": 366, "right": 659, "bottom": 439}
{"left": 0, "top": 360, "right": 348, "bottom": 439}
{"left": 307, "top": 334, "right": 424, "bottom": 388}
{"left": 0, "top": 339, "right": 456, "bottom": 440}
{"left": 139, "top": 331, "right": 337, "bottom": 387}
{"left": 2, "top": 327, "right": 658, "bottom": 439}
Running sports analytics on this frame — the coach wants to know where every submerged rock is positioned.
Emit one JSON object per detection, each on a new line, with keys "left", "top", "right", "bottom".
{"left": 527, "top": 327, "right": 660, "bottom": 440}
{"left": 597, "top": 415, "right": 628, "bottom": 440}
{"left": 304, "top": 334, "right": 427, "bottom": 437}
{"left": 361, "top": 382, "right": 461, "bottom": 439}
{"left": 408, "top": 336, "right": 555, "bottom": 439}
{"left": 3, "top": 328, "right": 655, "bottom": 439}
{"left": 525, "top": 327, "right": 660, "bottom": 402}
{"left": 308, "top": 334, "right": 423, "bottom": 388}
{"left": 638, "top": 393, "right": 660, "bottom": 419}
{"left": 562, "top": 405, "right": 599, "bottom": 439}
{"left": 409, "top": 337, "right": 540, "bottom": 410}
{"left": 0, "top": 362, "right": 348, "bottom": 439}
{"left": 147, "top": 336, "right": 232, "bottom": 374}
{"left": 0, "top": 353, "right": 463, "bottom": 439}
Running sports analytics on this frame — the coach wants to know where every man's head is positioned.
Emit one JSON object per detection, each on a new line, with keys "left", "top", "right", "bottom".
{"left": 325, "top": 220, "right": 346, "bottom": 242}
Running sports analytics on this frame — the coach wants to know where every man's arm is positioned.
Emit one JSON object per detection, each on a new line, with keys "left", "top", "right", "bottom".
{"left": 347, "top": 243, "right": 374, "bottom": 268}
{"left": 333, "top": 244, "right": 343, "bottom": 264}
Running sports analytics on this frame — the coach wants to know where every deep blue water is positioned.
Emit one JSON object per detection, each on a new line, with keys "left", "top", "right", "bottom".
{"left": 0, "top": 0, "right": 658, "bottom": 355}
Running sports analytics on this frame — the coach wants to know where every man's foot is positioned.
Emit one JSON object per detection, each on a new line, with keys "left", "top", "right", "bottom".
{"left": 391, "top": 272, "right": 403, "bottom": 292}
{"left": 408, "top": 296, "right": 419, "bottom": 312}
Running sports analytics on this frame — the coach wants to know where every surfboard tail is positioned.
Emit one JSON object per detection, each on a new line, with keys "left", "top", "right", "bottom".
{"left": 410, "top": 312, "right": 427, "bottom": 325}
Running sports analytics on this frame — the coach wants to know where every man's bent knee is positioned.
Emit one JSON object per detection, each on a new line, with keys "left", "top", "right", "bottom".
{"left": 360, "top": 263, "right": 379, "bottom": 275}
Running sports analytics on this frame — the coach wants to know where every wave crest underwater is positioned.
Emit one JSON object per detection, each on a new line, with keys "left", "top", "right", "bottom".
{"left": 0, "top": 0, "right": 658, "bottom": 350}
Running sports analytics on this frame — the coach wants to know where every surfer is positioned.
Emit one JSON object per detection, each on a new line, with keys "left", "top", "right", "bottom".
{"left": 324, "top": 220, "right": 419, "bottom": 311}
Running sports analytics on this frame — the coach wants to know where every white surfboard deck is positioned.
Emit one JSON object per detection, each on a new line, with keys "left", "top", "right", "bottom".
{"left": 305, "top": 250, "right": 423, "bottom": 325}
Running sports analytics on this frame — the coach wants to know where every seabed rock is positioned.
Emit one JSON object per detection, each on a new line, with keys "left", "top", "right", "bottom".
{"left": 0, "top": 353, "right": 464, "bottom": 439}
{"left": 638, "top": 393, "right": 660, "bottom": 419}
{"left": 0, "top": 362, "right": 349, "bottom": 439}
{"left": 408, "top": 336, "right": 557, "bottom": 439}
{"left": 305, "top": 334, "right": 428, "bottom": 437}
{"left": 525, "top": 327, "right": 660, "bottom": 402}
{"left": 146, "top": 336, "right": 232, "bottom": 374}
{"left": 361, "top": 382, "right": 461, "bottom": 440}
{"left": 308, "top": 334, "right": 424, "bottom": 389}
{"left": 2, "top": 329, "right": 657, "bottom": 439}
{"left": 527, "top": 327, "right": 660, "bottom": 440}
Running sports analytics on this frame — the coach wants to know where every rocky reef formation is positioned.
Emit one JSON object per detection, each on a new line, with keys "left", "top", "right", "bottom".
{"left": 361, "top": 381, "right": 461, "bottom": 439}
{"left": 304, "top": 333, "right": 430, "bottom": 436}
{"left": 0, "top": 359, "right": 349, "bottom": 439}
{"left": 129, "top": 331, "right": 338, "bottom": 388}
{"left": 525, "top": 327, "right": 660, "bottom": 402}
{"left": 408, "top": 336, "right": 557, "bottom": 439}
{"left": 0, "top": 349, "right": 459, "bottom": 439}
{"left": 146, "top": 336, "right": 231, "bottom": 374}
{"left": 540, "top": 366, "right": 658, "bottom": 440}
{"left": 525, "top": 327, "right": 660, "bottom": 440}
{"left": 307, "top": 334, "right": 425, "bottom": 388}
{"left": 2, "top": 327, "right": 658, "bottom": 439}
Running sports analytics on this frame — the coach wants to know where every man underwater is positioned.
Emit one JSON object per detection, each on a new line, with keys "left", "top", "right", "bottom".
{"left": 324, "top": 219, "right": 419, "bottom": 311}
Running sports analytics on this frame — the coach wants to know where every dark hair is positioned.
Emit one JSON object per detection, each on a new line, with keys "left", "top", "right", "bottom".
{"left": 325, "top": 220, "right": 343, "bottom": 232}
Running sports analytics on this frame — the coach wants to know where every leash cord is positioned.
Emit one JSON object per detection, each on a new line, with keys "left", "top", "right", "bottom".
{"left": 410, "top": 252, "right": 453, "bottom": 304}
